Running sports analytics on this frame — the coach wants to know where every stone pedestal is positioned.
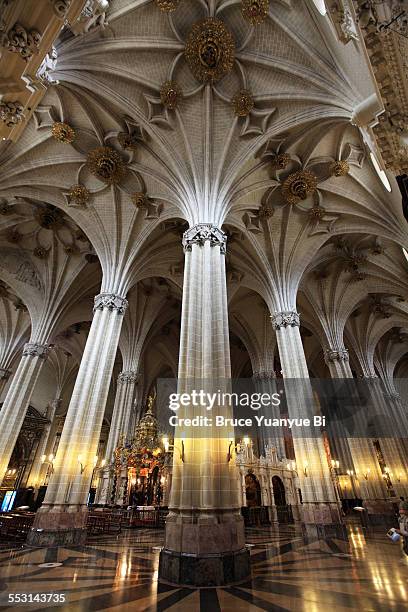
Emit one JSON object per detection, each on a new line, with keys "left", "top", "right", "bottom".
{"left": 159, "top": 547, "right": 250, "bottom": 587}
{"left": 27, "top": 510, "right": 88, "bottom": 547}
{"left": 300, "top": 502, "right": 348, "bottom": 540}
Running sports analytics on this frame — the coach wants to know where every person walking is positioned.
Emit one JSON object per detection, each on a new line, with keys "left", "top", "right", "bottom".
{"left": 394, "top": 501, "right": 408, "bottom": 556}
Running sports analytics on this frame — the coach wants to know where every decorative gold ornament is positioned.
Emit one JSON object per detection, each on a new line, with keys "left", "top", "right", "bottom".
{"left": 185, "top": 18, "right": 235, "bottom": 84}
{"left": 118, "top": 132, "right": 138, "bottom": 151}
{"left": 155, "top": 0, "right": 180, "bottom": 11}
{"left": 52, "top": 122, "right": 76, "bottom": 144}
{"left": 131, "top": 192, "right": 148, "bottom": 208}
{"left": 259, "top": 204, "right": 274, "bottom": 218}
{"left": 232, "top": 89, "right": 254, "bottom": 117}
{"left": 68, "top": 184, "right": 90, "bottom": 206}
{"left": 33, "top": 246, "right": 48, "bottom": 259}
{"left": 87, "top": 146, "right": 127, "bottom": 185}
{"left": 160, "top": 81, "right": 182, "bottom": 110}
{"left": 270, "top": 153, "right": 291, "bottom": 170}
{"left": 282, "top": 170, "right": 318, "bottom": 205}
{"left": 309, "top": 205, "right": 325, "bottom": 220}
{"left": 330, "top": 160, "right": 350, "bottom": 177}
{"left": 241, "top": 0, "right": 269, "bottom": 25}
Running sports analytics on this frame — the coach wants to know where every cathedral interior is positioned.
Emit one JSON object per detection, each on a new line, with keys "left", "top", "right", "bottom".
{"left": 0, "top": 0, "right": 408, "bottom": 610}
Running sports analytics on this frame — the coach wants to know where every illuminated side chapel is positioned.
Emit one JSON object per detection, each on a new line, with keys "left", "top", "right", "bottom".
{"left": 0, "top": 0, "right": 407, "bottom": 605}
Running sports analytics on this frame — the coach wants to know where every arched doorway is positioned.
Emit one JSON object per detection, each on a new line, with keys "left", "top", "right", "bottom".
{"left": 245, "top": 473, "right": 261, "bottom": 507}
{"left": 272, "top": 476, "right": 293, "bottom": 524}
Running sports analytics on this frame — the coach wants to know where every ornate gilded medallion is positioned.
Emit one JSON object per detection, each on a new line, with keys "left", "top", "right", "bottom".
{"left": 87, "top": 146, "right": 127, "bottom": 185}
{"left": 68, "top": 184, "right": 90, "bottom": 206}
{"left": 52, "top": 122, "right": 76, "bottom": 144}
{"left": 155, "top": 0, "right": 180, "bottom": 11}
{"left": 160, "top": 81, "right": 182, "bottom": 109}
{"left": 185, "top": 18, "right": 235, "bottom": 84}
{"left": 330, "top": 160, "right": 349, "bottom": 177}
{"left": 131, "top": 192, "right": 148, "bottom": 208}
{"left": 270, "top": 153, "right": 291, "bottom": 170}
{"left": 282, "top": 170, "right": 318, "bottom": 205}
{"left": 232, "top": 89, "right": 254, "bottom": 117}
{"left": 241, "top": 0, "right": 269, "bottom": 26}
{"left": 118, "top": 132, "right": 138, "bottom": 151}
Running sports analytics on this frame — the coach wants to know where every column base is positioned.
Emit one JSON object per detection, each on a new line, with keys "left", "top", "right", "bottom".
{"left": 302, "top": 522, "right": 348, "bottom": 541}
{"left": 300, "top": 502, "right": 347, "bottom": 540}
{"left": 364, "top": 500, "right": 396, "bottom": 526}
{"left": 26, "top": 510, "right": 88, "bottom": 547}
{"left": 159, "top": 547, "right": 251, "bottom": 587}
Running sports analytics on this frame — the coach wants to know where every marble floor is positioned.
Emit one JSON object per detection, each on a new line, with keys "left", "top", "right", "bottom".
{"left": 0, "top": 524, "right": 407, "bottom": 611}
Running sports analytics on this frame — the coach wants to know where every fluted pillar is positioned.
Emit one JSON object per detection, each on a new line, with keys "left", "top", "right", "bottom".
{"left": 28, "top": 293, "right": 128, "bottom": 546}
{"left": 324, "top": 350, "right": 388, "bottom": 509}
{"left": 27, "top": 398, "right": 62, "bottom": 488}
{"left": 159, "top": 224, "right": 250, "bottom": 586}
{"left": 271, "top": 311, "right": 343, "bottom": 538}
{"left": 364, "top": 377, "right": 408, "bottom": 500}
{"left": 0, "top": 342, "right": 49, "bottom": 483}
{"left": 95, "top": 370, "right": 138, "bottom": 505}
{"left": 252, "top": 370, "right": 286, "bottom": 460}
{"left": 0, "top": 367, "right": 12, "bottom": 397}
{"left": 105, "top": 370, "right": 139, "bottom": 461}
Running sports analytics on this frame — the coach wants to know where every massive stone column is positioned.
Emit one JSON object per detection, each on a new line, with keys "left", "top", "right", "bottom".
{"left": 252, "top": 370, "right": 286, "bottom": 460}
{"left": 95, "top": 370, "right": 138, "bottom": 505}
{"left": 104, "top": 370, "right": 138, "bottom": 461}
{"left": 27, "top": 398, "right": 62, "bottom": 488}
{"left": 0, "top": 367, "right": 12, "bottom": 397}
{"left": 0, "top": 342, "right": 49, "bottom": 483}
{"left": 28, "top": 293, "right": 128, "bottom": 546}
{"left": 159, "top": 224, "right": 250, "bottom": 587}
{"left": 324, "top": 349, "right": 388, "bottom": 512}
{"left": 271, "top": 311, "right": 343, "bottom": 538}
{"left": 364, "top": 377, "right": 408, "bottom": 501}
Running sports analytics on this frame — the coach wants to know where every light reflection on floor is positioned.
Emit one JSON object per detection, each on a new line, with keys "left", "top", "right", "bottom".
{"left": 0, "top": 525, "right": 406, "bottom": 610}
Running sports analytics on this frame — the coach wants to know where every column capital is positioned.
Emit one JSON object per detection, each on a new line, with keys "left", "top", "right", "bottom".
{"left": 252, "top": 370, "right": 276, "bottom": 382}
{"left": 23, "top": 343, "right": 50, "bottom": 358}
{"left": 182, "top": 224, "right": 227, "bottom": 254}
{"left": 0, "top": 367, "right": 11, "bottom": 380}
{"left": 94, "top": 293, "right": 128, "bottom": 315}
{"left": 50, "top": 398, "right": 62, "bottom": 410}
{"left": 325, "top": 348, "right": 349, "bottom": 363}
{"left": 270, "top": 310, "right": 300, "bottom": 330}
{"left": 118, "top": 370, "right": 139, "bottom": 384}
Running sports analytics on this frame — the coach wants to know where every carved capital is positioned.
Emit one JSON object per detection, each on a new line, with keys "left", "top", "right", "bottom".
{"left": 325, "top": 348, "right": 349, "bottom": 363}
{"left": 118, "top": 370, "right": 139, "bottom": 385}
{"left": 23, "top": 343, "right": 49, "bottom": 358}
{"left": 51, "top": 0, "right": 71, "bottom": 19}
{"left": 270, "top": 311, "right": 300, "bottom": 330}
{"left": 0, "top": 367, "right": 11, "bottom": 380}
{"left": 93, "top": 293, "right": 128, "bottom": 315}
{"left": 0, "top": 101, "right": 24, "bottom": 127}
{"left": 252, "top": 370, "right": 276, "bottom": 382}
{"left": 4, "top": 23, "right": 42, "bottom": 61}
{"left": 182, "top": 224, "right": 227, "bottom": 254}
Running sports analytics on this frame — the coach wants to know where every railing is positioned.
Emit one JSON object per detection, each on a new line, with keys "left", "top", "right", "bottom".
{"left": 0, "top": 512, "right": 35, "bottom": 541}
